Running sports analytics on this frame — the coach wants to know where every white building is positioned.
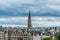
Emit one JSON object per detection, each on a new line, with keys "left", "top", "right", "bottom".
{"left": 33, "top": 34, "right": 41, "bottom": 40}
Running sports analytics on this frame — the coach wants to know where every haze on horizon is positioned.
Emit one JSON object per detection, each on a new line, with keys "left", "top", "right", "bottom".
{"left": 0, "top": 0, "right": 60, "bottom": 27}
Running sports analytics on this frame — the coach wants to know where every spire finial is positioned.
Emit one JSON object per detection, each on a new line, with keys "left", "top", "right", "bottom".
{"left": 28, "top": 10, "right": 32, "bottom": 28}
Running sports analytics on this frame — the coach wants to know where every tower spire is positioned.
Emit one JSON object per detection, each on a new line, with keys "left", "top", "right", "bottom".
{"left": 28, "top": 10, "right": 32, "bottom": 28}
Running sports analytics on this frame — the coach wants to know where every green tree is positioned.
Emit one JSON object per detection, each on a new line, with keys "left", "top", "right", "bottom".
{"left": 56, "top": 32, "right": 60, "bottom": 40}
{"left": 42, "top": 37, "right": 51, "bottom": 40}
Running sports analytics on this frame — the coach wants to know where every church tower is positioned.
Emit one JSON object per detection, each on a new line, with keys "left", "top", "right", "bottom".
{"left": 28, "top": 11, "right": 32, "bottom": 28}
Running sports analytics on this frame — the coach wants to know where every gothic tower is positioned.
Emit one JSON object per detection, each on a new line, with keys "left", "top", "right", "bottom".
{"left": 28, "top": 11, "right": 32, "bottom": 28}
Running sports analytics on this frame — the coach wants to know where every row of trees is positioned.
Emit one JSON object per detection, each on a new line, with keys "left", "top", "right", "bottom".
{"left": 42, "top": 32, "right": 60, "bottom": 40}
{"left": 42, "top": 37, "right": 51, "bottom": 40}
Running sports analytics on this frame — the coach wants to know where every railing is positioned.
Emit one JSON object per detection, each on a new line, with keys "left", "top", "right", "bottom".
{"left": 0, "top": 36, "right": 32, "bottom": 40}
{"left": 8, "top": 36, "right": 28, "bottom": 37}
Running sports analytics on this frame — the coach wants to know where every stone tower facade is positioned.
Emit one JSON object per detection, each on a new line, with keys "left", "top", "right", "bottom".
{"left": 28, "top": 11, "right": 32, "bottom": 28}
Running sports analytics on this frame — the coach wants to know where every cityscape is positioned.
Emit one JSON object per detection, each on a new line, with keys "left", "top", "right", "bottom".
{"left": 0, "top": 11, "right": 60, "bottom": 40}
{"left": 0, "top": 0, "right": 60, "bottom": 40}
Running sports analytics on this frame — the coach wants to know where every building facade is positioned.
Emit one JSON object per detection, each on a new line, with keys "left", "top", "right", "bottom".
{"left": 0, "top": 30, "right": 5, "bottom": 40}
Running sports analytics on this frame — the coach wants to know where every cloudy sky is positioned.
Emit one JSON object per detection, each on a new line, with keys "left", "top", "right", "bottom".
{"left": 0, "top": 0, "right": 60, "bottom": 27}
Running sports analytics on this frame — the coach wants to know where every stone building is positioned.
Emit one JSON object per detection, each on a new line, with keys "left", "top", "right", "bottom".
{"left": 4, "top": 28, "right": 28, "bottom": 40}
{"left": 0, "top": 30, "right": 5, "bottom": 40}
